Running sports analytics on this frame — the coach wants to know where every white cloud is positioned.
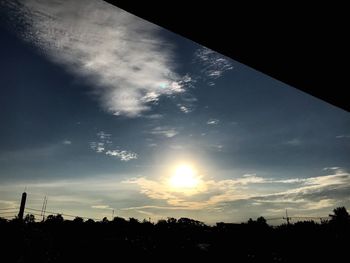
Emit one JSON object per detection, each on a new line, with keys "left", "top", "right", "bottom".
{"left": 7, "top": 0, "right": 185, "bottom": 117}
{"left": 336, "top": 134, "right": 350, "bottom": 138}
{"left": 90, "top": 142, "right": 105, "bottom": 153}
{"left": 207, "top": 119, "right": 220, "bottom": 125}
{"left": 254, "top": 169, "right": 350, "bottom": 210}
{"left": 178, "top": 104, "right": 191, "bottom": 113}
{"left": 91, "top": 205, "right": 112, "bottom": 210}
{"left": 105, "top": 150, "right": 138, "bottom": 161}
{"left": 150, "top": 126, "right": 178, "bottom": 138}
{"left": 323, "top": 167, "right": 340, "bottom": 171}
{"left": 125, "top": 169, "right": 350, "bottom": 211}
{"left": 62, "top": 140, "right": 72, "bottom": 145}
{"left": 124, "top": 174, "right": 267, "bottom": 209}
{"left": 194, "top": 47, "right": 233, "bottom": 83}
{"left": 90, "top": 131, "right": 137, "bottom": 161}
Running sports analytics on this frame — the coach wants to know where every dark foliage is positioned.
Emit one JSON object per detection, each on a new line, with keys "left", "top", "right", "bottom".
{"left": 0, "top": 207, "right": 348, "bottom": 262}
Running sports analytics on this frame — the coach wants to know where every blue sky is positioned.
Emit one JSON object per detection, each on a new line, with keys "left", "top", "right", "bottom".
{"left": 0, "top": 0, "right": 349, "bottom": 224}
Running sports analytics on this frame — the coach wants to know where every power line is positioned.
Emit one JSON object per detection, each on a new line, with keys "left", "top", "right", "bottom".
{"left": 25, "top": 207, "right": 101, "bottom": 221}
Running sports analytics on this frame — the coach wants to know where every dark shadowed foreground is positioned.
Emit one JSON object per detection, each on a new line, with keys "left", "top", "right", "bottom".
{"left": 1, "top": 207, "right": 349, "bottom": 262}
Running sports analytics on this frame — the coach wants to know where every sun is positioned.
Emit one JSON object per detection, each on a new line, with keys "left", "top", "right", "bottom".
{"left": 169, "top": 164, "right": 200, "bottom": 189}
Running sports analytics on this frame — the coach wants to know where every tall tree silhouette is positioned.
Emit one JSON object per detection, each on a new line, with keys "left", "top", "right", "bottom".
{"left": 329, "top": 206, "right": 350, "bottom": 224}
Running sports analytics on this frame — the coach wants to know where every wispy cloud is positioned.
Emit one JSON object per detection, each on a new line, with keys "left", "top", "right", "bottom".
{"left": 336, "top": 134, "right": 350, "bottom": 138}
{"left": 97, "top": 131, "right": 111, "bottom": 141}
{"left": 178, "top": 104, "right": 192, "bottom": 113}
{"left": 150, "top": 126, "right": 178, "bottom": 138}
{"left": 90, "top": 131, "right": 137, "bottom": 161}
{"left": 5, "top": 0, "right": 185, "bottom": 117}
{"left": 124, "top": 174, "right": 267, "bottom": 209}
{"left": 90, "top": 142, "right": 106, "bottom": 153}
{"left": 62, "top": 140, "right": 72, "bottom": 145}
{"left": 193, "top": 47, "right": 233, "bottom": 85}
{"left": 284, "top": 138, "right": 301, "bottom": 146}
{"left": 125, "top": 168, "right": 350, "bottom": 212}
{"left": 207, "top": 118, "right": 220, "bottom": 125}
{"left": 144, "top": 114, "right": 164, "bottom": 119}
{"left": 91, "top": 205, "right": 112, "bottom": 210}
{"left": 106, "top": 150, "right": 137, "bottom": 161}
{"left": 323, "top": 167, "right": 340, "bottom": 171}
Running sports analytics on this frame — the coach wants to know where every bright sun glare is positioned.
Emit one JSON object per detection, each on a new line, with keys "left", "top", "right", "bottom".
{"left": 169, "top": 165, "right": 200, "bottom": 189}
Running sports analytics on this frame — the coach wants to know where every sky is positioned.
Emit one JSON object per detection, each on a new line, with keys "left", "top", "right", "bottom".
{"left": 0, "top": 0, "right": 349, "bottom": 224}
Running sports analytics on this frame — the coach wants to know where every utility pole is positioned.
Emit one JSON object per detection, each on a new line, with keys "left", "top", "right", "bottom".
{"left": 41, "top": 196, "right": 47, "bottom": 221}
{"left": 18, "top": 192, "right": 27, "bottom": 220}
{"left": 283, "top": 209, "right": 291, "bottom": 225}
{"left": 43, "top": 197, "right": 47, "bottom": 221}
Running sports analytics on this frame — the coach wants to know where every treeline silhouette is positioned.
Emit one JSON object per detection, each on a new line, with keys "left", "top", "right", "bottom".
{"left": 0, "top": 207, "right": 349, "bottom": 262}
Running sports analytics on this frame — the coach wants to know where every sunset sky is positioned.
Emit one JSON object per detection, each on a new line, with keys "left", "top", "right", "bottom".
{"left": 0, "top": 0, "right": 349, "bottom": 224}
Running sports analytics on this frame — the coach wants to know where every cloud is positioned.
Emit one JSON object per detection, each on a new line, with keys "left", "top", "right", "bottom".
{"left": 90, "top": 142, "right": 105, "bottom": 153}
{"left": 90, "top": 131, "right": 137, "bottom": 161}
{"left": 144, "top": 114, "right": 163, "bottom": 119}
{"left": 105, "top": 150, "right": 137, "bottom": 161}
{"left": 323, "top": 167, "right": 340, "bottom": 171}
{"left": 284, "top": 138, "right": 301, "bottom": 146}
{"left": 150, "top": 126, "right": 178, "bottom": 138}
{"left": 97, "top": 131, "right": 111, "bottom": 141}
{"left": 91, "top": 205, "right": 112, "bottom": 210}
{"left": 178, "top": 104, "right": 191, "bottom": 113}
{"left": 6, "top": 0, "right": 185, "bottom": 117}
{"left": 124, "top": 169, "right": 350, "bottom": 212}
{"left": 62, "top": 140, "right": 72, "bottom": 145}
{"left": 336, "top": 134, "right": 350, "bottom": 138}
{"left": 193, "top": 47, "right": 233, "bottom": 84}
{"left": 124, "top": 174, "right": 267, "bottom": 209}
{"left": 252, "top": 169, "right": 350, "bottom": 214}
{"left": 0, "top": 200, "right": 17, "bottom": 208}
{"left": 207, "top": 119, "right": 220, "bottom": 125}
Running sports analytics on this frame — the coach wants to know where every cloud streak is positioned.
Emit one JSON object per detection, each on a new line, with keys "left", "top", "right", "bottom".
{"left": 5, "top": 0, "right": 184, "bottom": 117}
{"left": 150, "top": 126, "right": 178, "bottom": 138}
{"left": 207, "top": 119, "right": 220, "bottom": 125}
{"left": 125, "top": 169, "right": 350, "bottom": 211}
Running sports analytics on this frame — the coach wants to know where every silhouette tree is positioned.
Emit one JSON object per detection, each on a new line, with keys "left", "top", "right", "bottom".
{"left": 73, "top": 216, "right": 84, "bottom": 223}
{"left": 329, "top": 206, "right": 350, "bottom": 225}
{"left": 46, "top": 214, "right": 64, "bottom": 223}
{"left": 102, "top": 217, "right": 109, "bottom": 223}
{"left": 178, "top": 217, "right": 204, "bottom": 227}
{"left": 256, "top": 216, "right": 268, "bottom": 226}
{"left": 85, "top": 218, "right": 95, "bottom": 224}
{"left": 24, "top": 214, "right": 35, "bottom": 223}
{"left": 113, "top": 216, "right": 127, "bottom": 225}
{"left": 167, "top": 217, "right": 177, "bottom": 225}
